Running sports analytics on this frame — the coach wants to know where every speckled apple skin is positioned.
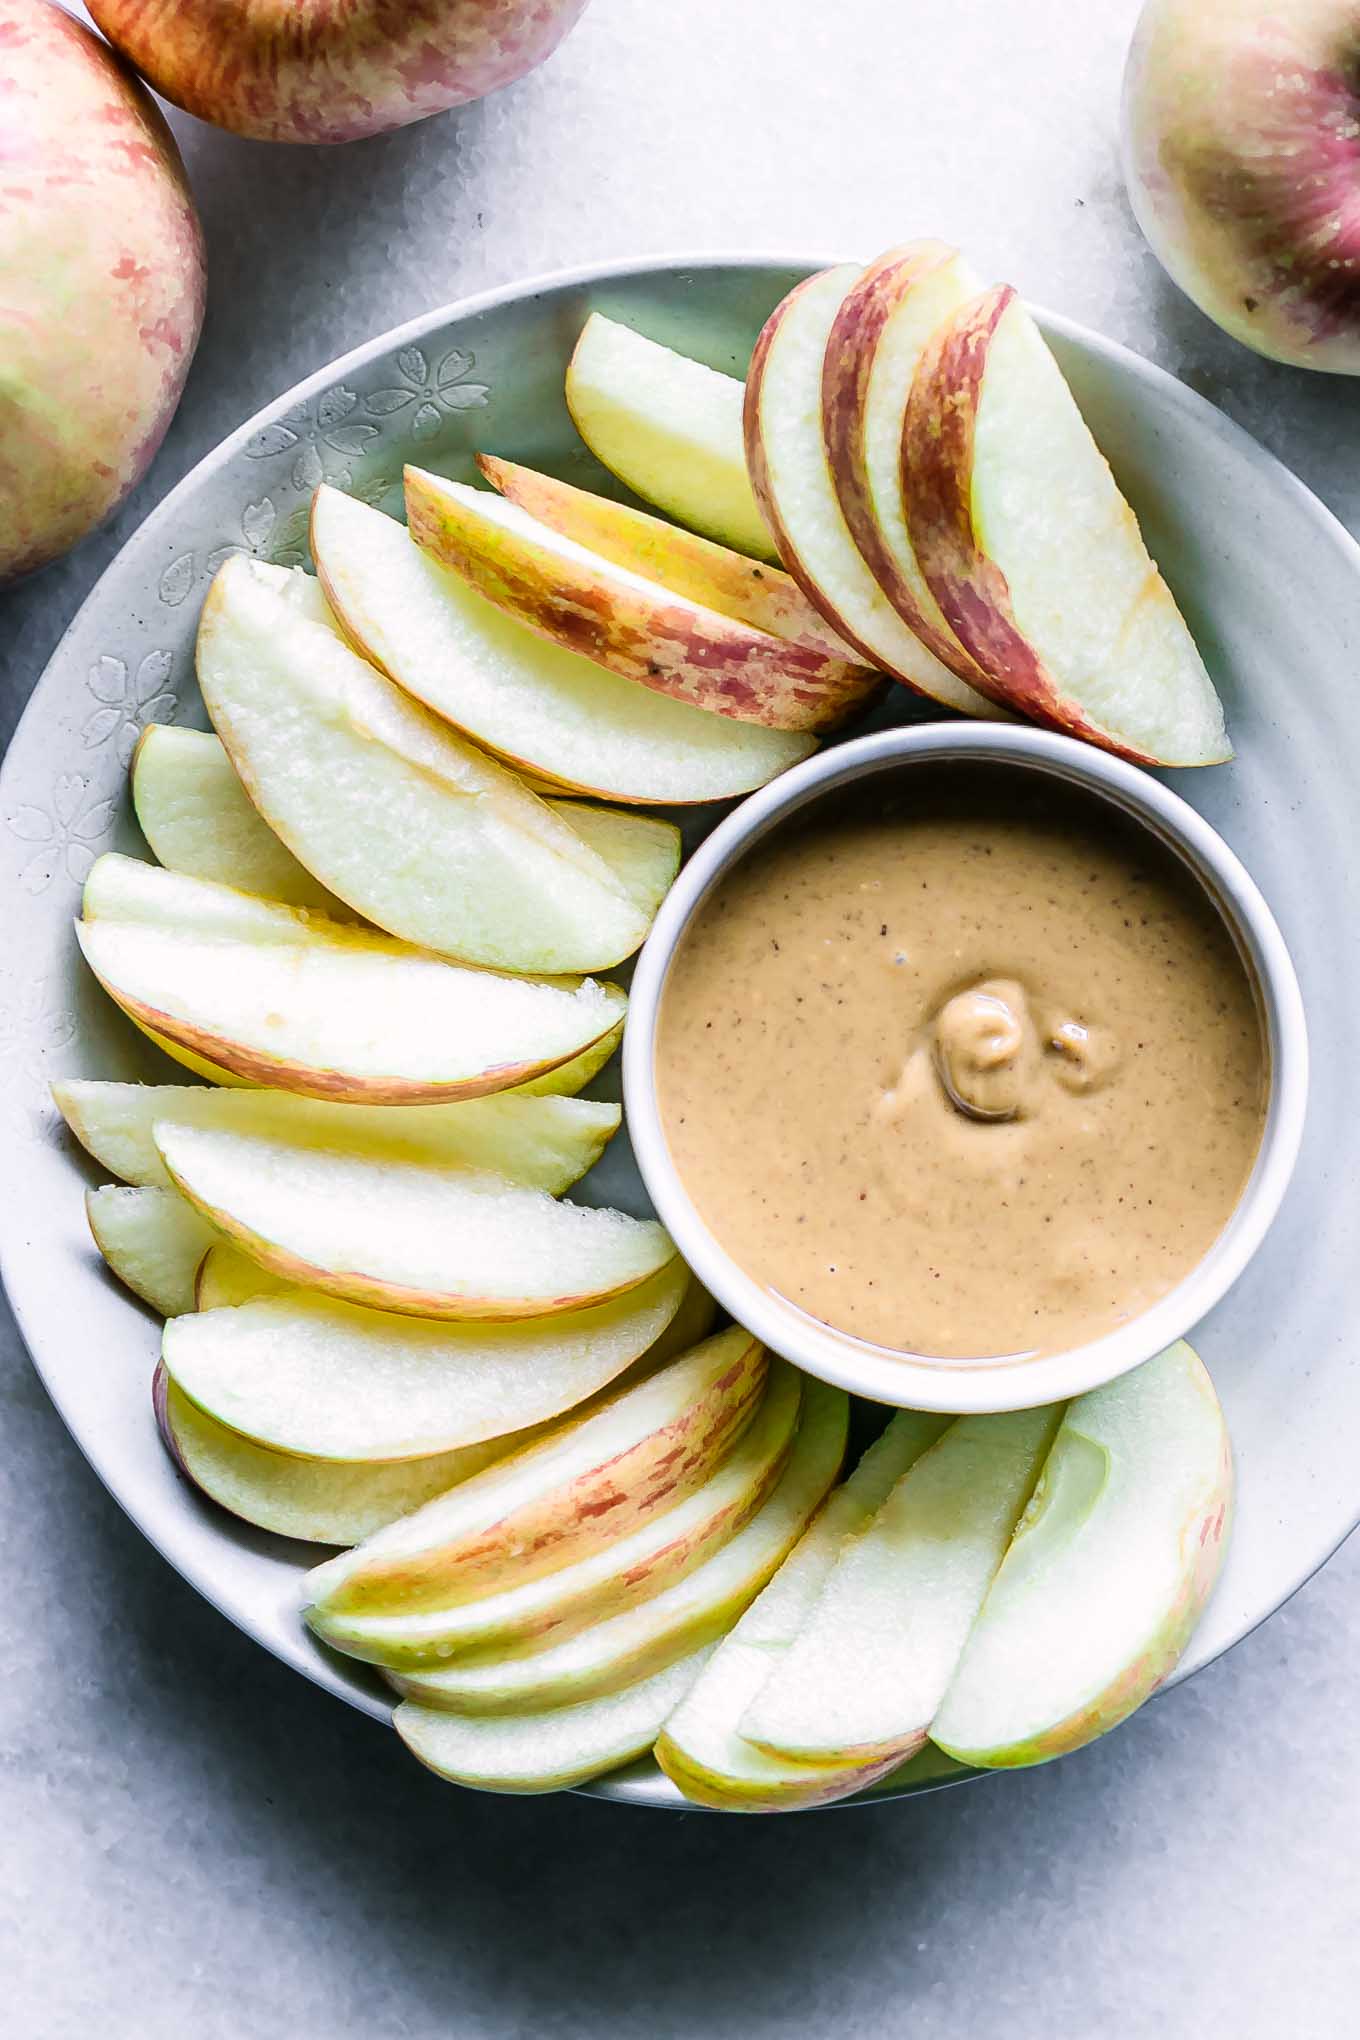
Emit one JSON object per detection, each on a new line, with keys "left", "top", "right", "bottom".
{"left": 88, "top": 0, "right": 592, "bottom": 145}
{"left": 1123, "top": 0, "right": 1360, "bottom": 374}
{"left": 0, "top": 0, "right": 205, "bottom": 583}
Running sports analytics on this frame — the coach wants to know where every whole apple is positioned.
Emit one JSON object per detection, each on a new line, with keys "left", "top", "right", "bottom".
{"left": 0, "top": 0, "right": 205, "bottom": 583}
{"left": 87, "top": 0, "right": 593, "bottom": 145}
{"left": 1123, "top": 0, "right": 1360, "bottom": 372}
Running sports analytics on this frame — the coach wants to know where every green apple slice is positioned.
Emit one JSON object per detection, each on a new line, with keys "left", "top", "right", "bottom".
{"left": 931, "top": 1342, "right": 1232, "bottom": 1767}
{"left": 546, "top": 802, "right": 681, "bottom": 919}
{"left": 477, "top": 456, "right": 854, "bottom": 659}
{"left": 78, "top": 855, "right": 627, "bottom": 1104}
{"left": 740, "top": 1405, "right": 1062, "bottom": 1766}
{"left": 300, "top": 1323, "right": 764, "bottom": 1605}
{"left": 154, "top": 1365, "right": 517, "bottom": 1546}
{"left": 132, "top": 724, "right": 681, "bottom": 926}
{"left": 85, "top": 1184, "right": 216, "bottom": 1317}
{"left": 387, "top": 1367, "right": 832, "bottom": 1712}
{"left": 133, "top": 725, "right": 349, "bottom": 914}
{"left": 163, "top": 1257, "right": 691, "bottom": 1464}
{"left": 404, "top": 467, "right": 875, "bottom": 733}
{"left": 655, "top": 1408, "right": 951, "bottom": 1812}
{"left": 310, "top": 486, "right": 812, "bottom": 805}
{"left": 745, "top": 265, "right": 1000, "bottom": 718}
{"left": 902, "top": 286, "right": 1230, "bottom": 765}
{"left": 152, "top": 1119, "right": 674, "bottom": 1322}
{"left": 52, "top": 1078, "right": 620, "bottom": 1198}
{"left": 196, "top": 555, "right": 649, "bottom": 971}
{"left": 394, "top": 1646, "right": 715, "bottom": 1794}
{"left": 565, "top": 312, "right": 775, "bottom": 561}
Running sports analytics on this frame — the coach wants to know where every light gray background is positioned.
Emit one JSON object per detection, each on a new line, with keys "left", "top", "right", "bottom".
{"left": 4, "top": 2, "right": 1358, "bottom": 2033}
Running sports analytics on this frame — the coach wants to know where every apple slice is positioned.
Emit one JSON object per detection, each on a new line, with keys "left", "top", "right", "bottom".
{"left": 655, "top": 1408, "right": 951, "bottom": 1812}
{"left": 405, "top": 468, "right": 875, "bottom": 735}
{"left": 823, "top": 241, "right": 989, "bottom": 683}
{"left": 903, "top": 285, "right": 1230, "bottom": 764}
{"left": 309, "top": 1325, "right": 791, "bottom": 1675}
{"left": 78, "top": 856, "right": 627, "bottom": 1104}
{"left": 153, "top": 1119, "right": 675, "bottom": 1322}
{"left": 194, "top": 1243, "right": 289, "bottom": 1310}
{"left": 53, "top": 1078, "right": 619, "bottom": 1198}
{"left": 931, "top": 1342, "right": 1231, "bottom": 1767}
{"left": 85, "top": 1184, "right": 216, "bottom": 1317}
{"left": 197, "top": 555, "right": 649, "bottom": 971}
{"left": 477, "top": 456, "right": 857, "bottom": 662}
{"left": 301, "top": 1323, "right": 765, "bottom": 1610}
{"left": 154, "top": 1365, "right": 517, "bottom": 1546}
{"left": 133, "top": 725, "right": 349, "bottom": 915}
{"left": 394, "top": 1646, "right": 714, "bottom": 1794}
{"left": 165, "top": 1258, "right": 693, "bottom": 1465}
{"left": 135, "top": 1020, "right": 623, "bottom": 1104}
{"left": 565, "top": 312, "right": 775, "bottom": 561}
{"left": 134, "top": 724, "right": 680, "bottom": 927}
{"left": 388, "top": 1373, "right": 842, "bottom": 1715}
{"left": 745, "top": 266, "right": 1001, "bottom": 719}
{"left": 310, "top": 487, "right": 812, "bottom": 804}
{"left": 739, "top": 1405, "right": 1062, "bottom": 1767}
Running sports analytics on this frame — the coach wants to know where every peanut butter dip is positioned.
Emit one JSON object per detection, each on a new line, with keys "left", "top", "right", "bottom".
{"left": 656, "top": 769, "right": 1265, "bottom": 1360}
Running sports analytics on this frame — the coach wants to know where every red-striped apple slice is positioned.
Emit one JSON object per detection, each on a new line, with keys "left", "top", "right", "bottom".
{"left": 302, "top": 1324, "right": 765, "bottom": 1609}
{"left": 196, "top": 555, "right": 649, "bottom": 970}
{"left": 389, "top": 1373, "right": 843, "bottom": 1715}
{"left": 86, "top": 1184, "right": 216, "bottom": 1317}
{"left": 903, "top": 285, "right": 1230, "bottom": 764}
{"left": 163, "top": 1258, "right": 691, "bottom": 1464}
{"left": 78, "top": 856, "right": 627, "bottom": 1104}
{"left": 745, "top": 265, "right": 1001, "bottom": 718}
{"left": 153, "top": 1119, "right": 676, "bottom": 1321}
{"left": 311, "top": 487, "right": 812, "bottom": 804}
{"left": 314, "top": 1357, "right": 802, "bottom": 1670}
{"left": 404, "top": 467, "right": 874, "bottom": 734}
{"left": 931, "top": 1343, "right": 1231, "bottom": 1767}
{"left": 477, "top": 456, "right": 857, "bottom": 661}
{"left": 132, "top": 724, "right": 681, "bottom": 926}
{"left": 565, "top": 312, "right": 775, "bottom": 560}
{"left": 656, "top": 1408, "right": 951, "bottom": 1812}
{"left": 154, "top": 1365, "right": 518, "bottom": 1546}
{"left": 394, "top": 1647, "right": 714, "bottom": 1793}
{"left": 739, "top": 1405, "right": 1062, "bottom": 1768}
{"left": 53, "top": 1078, "right": 620, "bottom": 1197}
{"left": 822, "top": 241, "right": 989, "bottom": 683}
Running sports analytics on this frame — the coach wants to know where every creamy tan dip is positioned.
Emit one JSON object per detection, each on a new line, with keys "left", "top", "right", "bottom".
{"left": 656, "top": 768, "right": 1265, "bottom": 1360}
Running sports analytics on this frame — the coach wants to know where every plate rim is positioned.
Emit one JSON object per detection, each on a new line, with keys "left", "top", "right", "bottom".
{"left": 5, "top": 247, "right": 1359, "bottom": 1812}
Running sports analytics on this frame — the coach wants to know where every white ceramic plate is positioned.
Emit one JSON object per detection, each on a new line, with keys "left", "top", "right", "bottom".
{"left": 2, "top": 255, "right": 1356, "bottom": 1811}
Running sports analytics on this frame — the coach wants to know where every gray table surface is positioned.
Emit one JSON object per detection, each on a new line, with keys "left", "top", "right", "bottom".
{"left": 4, "top": 3, "right": 1359, "bottom": 2033}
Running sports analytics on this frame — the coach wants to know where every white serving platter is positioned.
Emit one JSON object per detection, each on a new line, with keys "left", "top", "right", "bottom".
{"left": 2, "top": 254, "right": 1355, "bottom": 1809}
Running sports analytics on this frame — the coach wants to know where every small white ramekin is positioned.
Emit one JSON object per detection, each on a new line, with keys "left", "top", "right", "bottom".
{"left": 624, "top": 723, "right": 1309, "bottom": 1414}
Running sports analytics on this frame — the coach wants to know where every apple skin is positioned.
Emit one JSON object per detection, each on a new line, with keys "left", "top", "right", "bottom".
{"left": 821, "top": 239, "right": 989, "bottom": 685}
{"left": 86, "top": 0, "right": 590, "bottom": 145}
{"left": 476, "top": 455, "right": 862, "bottom": 663}
{"left": 306, "top": 1332, "right": 768, "bottom": 1616}
{"left": 1123, "top": 0, "right": 1360, "bottom": 372}
{"left": 76, "top": 926, "right": 612, "bottom": 1104}
{"left": 902, "top": 285, "right": 1164, "bottom": 763}
{"left": 0, "top": 0, "right": 205, "bottom": 584}
{"left": 403, "top": 466, "right": 872, "bottom": 733}
{"left": 934, "top": 1427, "right": 1233, "bottom": 1769}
